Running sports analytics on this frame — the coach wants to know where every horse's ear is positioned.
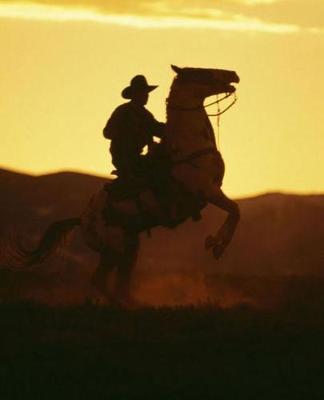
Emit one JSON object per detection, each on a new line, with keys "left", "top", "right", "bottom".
{"left": 171, "top": 65, "right": 182, "bottom": 74}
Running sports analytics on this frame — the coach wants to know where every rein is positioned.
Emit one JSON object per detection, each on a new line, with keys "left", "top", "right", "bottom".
{"left": 206, "top": 92, "right": 237, "bottom": 117}
{"left": 166, "top": 89, "right": 237, "bottom": 165}
{"left": 166, "top": 91, "right": 237, "bottom": 116}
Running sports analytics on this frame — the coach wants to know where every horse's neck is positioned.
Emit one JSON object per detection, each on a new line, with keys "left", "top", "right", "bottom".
{"left": 164, "top": 86, "right": 217, "bottom": 159}
{"left": 166, "top": 86, "right": 202, "bottom": 110}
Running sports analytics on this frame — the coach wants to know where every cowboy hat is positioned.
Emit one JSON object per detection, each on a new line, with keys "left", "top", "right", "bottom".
{"left": 121, "top": 75, "right": 158, "bottom": 99}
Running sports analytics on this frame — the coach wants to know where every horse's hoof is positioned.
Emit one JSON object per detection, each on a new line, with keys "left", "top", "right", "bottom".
{"left": 113, "top": 295, "right": 141, "bottom": 310}
{"left": 213, "top": 244, "right": 224, "bottom": 259}
{"left": 205, "top": 235, "right": 215, "bottom": 250}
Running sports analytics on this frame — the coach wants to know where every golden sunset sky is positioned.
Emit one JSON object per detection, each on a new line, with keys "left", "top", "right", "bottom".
{"left": 0, "top": 0, "right": 323, "bottom": 197}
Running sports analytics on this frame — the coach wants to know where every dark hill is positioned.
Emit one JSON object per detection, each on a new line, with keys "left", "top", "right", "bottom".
{"left": 0, "top": 168, "right": 323, "bottom": 305}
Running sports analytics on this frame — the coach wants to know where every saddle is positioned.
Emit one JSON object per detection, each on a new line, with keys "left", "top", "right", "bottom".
{"left": 103, "top": 146, "right": 206, "bottom": 232}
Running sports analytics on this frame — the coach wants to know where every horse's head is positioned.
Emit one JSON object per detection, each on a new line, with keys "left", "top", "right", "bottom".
{"left": 170, "top": 65, "right": 239, "bottom": 101}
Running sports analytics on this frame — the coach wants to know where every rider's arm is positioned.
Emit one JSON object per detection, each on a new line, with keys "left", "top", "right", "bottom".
{"left": 103, "top": 106, "right": 124, "bottom": 139}
{"left": 153, "top": 121, "right": 166, "bottom": 139}
{"left": 146, "top": 110, "right": 166, "bottom": 139}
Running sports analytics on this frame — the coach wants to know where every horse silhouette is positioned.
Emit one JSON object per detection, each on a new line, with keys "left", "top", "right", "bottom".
{"left": 11, "top": 65, "right": 240, "bottom": 307}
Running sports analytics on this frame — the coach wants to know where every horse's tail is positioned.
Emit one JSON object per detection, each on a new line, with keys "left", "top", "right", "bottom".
{"left": 16, "top": 217, "right": 81, "bottom": 267}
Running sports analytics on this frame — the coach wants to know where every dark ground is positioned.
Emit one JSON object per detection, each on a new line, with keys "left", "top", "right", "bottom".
{"left": 0, "top": 302, "right": 323, "bottom": 399}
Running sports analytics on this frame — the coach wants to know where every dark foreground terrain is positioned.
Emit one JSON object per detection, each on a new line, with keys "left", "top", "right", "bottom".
{"left": 0, "top": 302, "right": 323, "bottom": 399}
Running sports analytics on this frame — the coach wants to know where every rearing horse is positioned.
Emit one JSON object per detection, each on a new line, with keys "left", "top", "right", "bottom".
{"left": 165, "top": 65, "right": 240, "bottom": 256}
{"left": 12, "top": 65, "right": 240, "bottom": 306}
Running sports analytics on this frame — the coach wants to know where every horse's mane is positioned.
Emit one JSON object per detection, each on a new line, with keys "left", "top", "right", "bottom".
{"left": 166, "top": 77, "right": 178, "bottom": 121}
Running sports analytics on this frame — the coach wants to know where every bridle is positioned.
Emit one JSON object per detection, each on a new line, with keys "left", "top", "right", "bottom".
{"left": 166, "top": 90, "right": 237, "bottom": 156}
{"left": 206, "top": 92, "right": 237, "bottom": 148}
{"left": 205, "top": 92, "right": 237, "bottom": 117}
{"left": 166, "top": 91, "right": 237, "bottom": 116}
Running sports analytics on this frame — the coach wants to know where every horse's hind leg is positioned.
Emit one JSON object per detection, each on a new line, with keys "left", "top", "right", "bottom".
{"left": 205, "top": 188, "right": 240, "bottom": 259}
{"left": 114, "top": 233, "right": 139, "bottom": 307}
{"left": 91, "top": 250, "right": 116, "bottom": 301}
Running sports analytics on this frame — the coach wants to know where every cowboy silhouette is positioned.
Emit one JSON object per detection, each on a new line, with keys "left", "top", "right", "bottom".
{"left": 103, "top": 75, "right": 165, "bottom": 180}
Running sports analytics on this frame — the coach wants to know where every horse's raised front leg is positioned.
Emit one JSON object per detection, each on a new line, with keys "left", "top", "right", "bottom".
{"left": 205, "top": 188, "right": 240, "bottom": 259}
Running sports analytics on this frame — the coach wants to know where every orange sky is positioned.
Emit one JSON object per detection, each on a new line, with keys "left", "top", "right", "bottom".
{"left": 0, "top": 0, "right": 323, "bottom": 197}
